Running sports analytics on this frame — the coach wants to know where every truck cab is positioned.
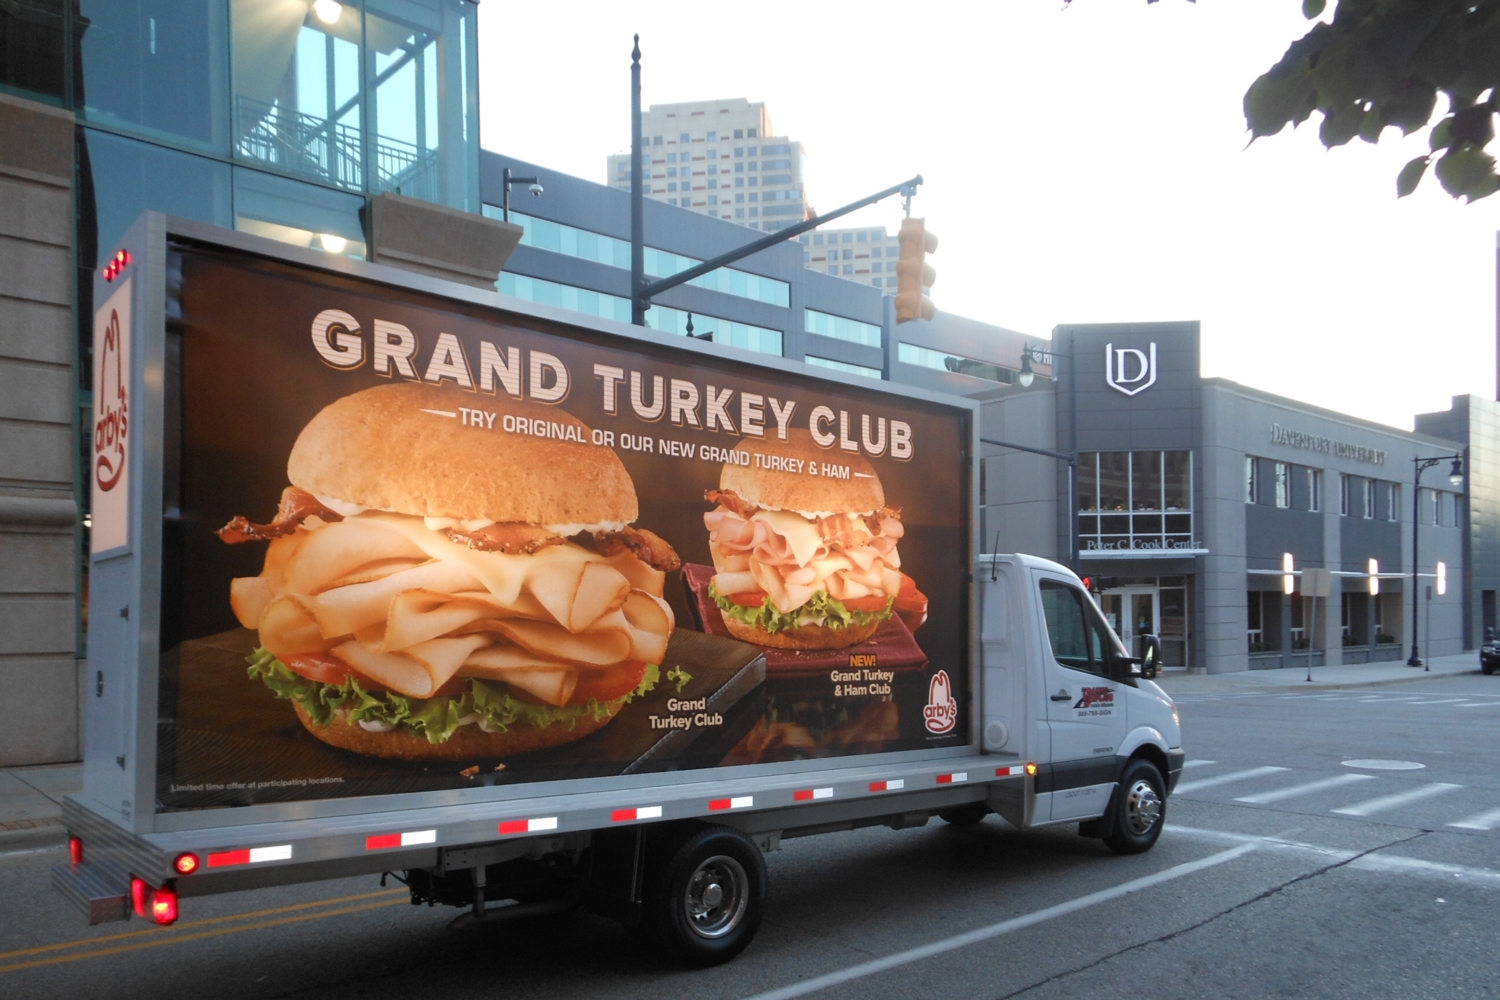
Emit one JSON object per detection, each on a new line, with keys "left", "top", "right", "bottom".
{"left": 981, "top": 554, "right": 1183, "bottom": 849}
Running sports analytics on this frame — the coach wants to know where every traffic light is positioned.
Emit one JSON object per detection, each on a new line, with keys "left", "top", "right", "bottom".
{"left": 894, "top": 217, "right": 938, "bottom": 323}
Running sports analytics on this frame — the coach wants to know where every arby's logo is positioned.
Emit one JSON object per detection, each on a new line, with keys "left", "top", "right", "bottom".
{"left": 923, "top": 669, "right": 958, "bottom": 734}
{"left": 95, "top": 309, "right": 128, "bottom": 492}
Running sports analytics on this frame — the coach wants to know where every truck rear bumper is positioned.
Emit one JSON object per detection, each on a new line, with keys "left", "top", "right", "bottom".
{"left": 50, "top": 860, "right": 128, "bottom": 925}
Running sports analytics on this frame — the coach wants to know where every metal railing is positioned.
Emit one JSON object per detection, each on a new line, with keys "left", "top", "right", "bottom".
{"left": 234, "top": 97, "right": 444, "bottom": 202}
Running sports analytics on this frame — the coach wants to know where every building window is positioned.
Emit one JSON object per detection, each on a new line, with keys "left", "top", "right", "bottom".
{"left": 735, "top": 208, "right": 744, "bottom": 218}
{"left": 1274, "top": 462, "right": 1290, "bottom": 508}
{"left": 747, "top": 127, "right": 757, "bottom": 137}
{"left": 1340, "top": 474, "right": 1351, "bottom": 516}
{"left": 898, "top": 343, "right": 1017, "bottom": 384}
{"left": 806, "top": 310, "right": 882, "bottom": 347}
{"left": 1306, "top": 469, "right": 1322, "bottom": 512}
{"left": 1387, "top": 482, "right": 1399, "bottom": 522}
{"left": 1363, "top": 479, "right": 1375, "bottom": 519}
{"left": 708, "top": 194, "right": 717, "bottom": 205}
{"left": 667, "top": 182, "right": 676, "bottom": 192}
{"left": 667, "top": 197, "right": 677, "bottom": 205}
{"left": 1078, "top": 451, "right": 1195, "bottom": 553}
{"left": 653, "top": 135, "right": 663, "bottom": 145}
{"left": 1245, "top": 457, "right": 1258, "bottom": 504}
{"left": 733, "top": 129, "right": 743, "bottom": 139}
{"left": 707, "top": 131, "right": 716, "bottom": 141}
{"left": 886, "top": 277, "right": 898, "bottom": 287}
{"left": 679, "top": 133, "right": 689, "bottom": 143}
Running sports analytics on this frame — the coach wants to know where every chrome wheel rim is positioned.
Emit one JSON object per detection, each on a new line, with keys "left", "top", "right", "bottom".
{"left": 1123, "top": 778, "right": 1162, "bottom": 836}
{"left": 684, "top": 855, "right": 748, "bottom": 939}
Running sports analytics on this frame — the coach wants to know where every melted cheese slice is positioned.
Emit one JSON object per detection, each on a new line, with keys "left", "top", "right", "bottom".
{"left": 750, "top": 509, "right": 825, "bottom": 567}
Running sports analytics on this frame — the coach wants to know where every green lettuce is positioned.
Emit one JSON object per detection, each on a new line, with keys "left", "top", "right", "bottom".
{"left": 709, "top": 581, "right": 893, "bottom": 635}
{"left": 246, "top": 648, "right": 659, "bottom": 745}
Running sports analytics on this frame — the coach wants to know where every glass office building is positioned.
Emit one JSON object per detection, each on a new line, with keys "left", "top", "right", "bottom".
{"left": 0, "top": 0, "right": 479, "bottom": 765}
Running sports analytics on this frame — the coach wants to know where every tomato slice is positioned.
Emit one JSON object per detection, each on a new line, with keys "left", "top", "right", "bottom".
{"left": 283, "top": 654, "right": 356, "bottom": 686}
{"left": 893, "top": 574, "right": 928, "bottom": 613}
{"left": 893, "top": 573, "right": 929, "bottom": 632}
{"left": 840, "top": 595, "right": 891, "bottom": 613}
{"left": 570, "top": 660, "right": 649, "bottom": 705}
{"left": 725, "top": 591, "right": 769, "bottom": 608}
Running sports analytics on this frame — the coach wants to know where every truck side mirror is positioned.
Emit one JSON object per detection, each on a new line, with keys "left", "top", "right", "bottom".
{"left": 1139, "top": 635, "right": 1162, "bottom": 679}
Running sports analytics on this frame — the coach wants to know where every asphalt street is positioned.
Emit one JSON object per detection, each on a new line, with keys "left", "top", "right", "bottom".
{"left": 3, "top": 672, "right": 1498, "bottom": 1000}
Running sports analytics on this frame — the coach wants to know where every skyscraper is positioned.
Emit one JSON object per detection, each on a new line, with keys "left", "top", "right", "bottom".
{"left": 799, "top": 226, "right": 902, "bottom": 293}
{"left": 607, "top": 98, "right": 813, "bottom": 232}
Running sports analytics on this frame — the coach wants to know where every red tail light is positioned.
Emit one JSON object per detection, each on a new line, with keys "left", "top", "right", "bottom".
{"left": 68, "top": 836, "right": 83, "bottom": 865}
{"left": 149, "top": 885, "right": 178, "bottom": 925}
{"left": 130, "top": 877, "right": 180, "bottom": 925}
{"left": 173, "top": 852, "right": 199, "bottom": 875}
{"left": 131, "top": 876, "right": 150, "bottom": 917}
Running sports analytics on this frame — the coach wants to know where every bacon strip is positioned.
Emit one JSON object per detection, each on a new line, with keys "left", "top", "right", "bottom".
{"left": 704, "top": 488, "right": 759, "bottom": 520}
{"left": 447, "top": 522, "right": 565, "bottom": 555}
{"left": 217, "top": 487, "right": 343, "bottom": 544}
{"left": 581, "top": 526, "right": 682, "bottom": 573}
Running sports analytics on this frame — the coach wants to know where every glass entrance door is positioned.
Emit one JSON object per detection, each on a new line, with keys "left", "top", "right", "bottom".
{"left": 1100, "top": 586, "right": 1159, "bottom": 656}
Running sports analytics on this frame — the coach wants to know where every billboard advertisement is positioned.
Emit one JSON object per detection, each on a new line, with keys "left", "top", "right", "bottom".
{"left": 153, "top": 243, "right": 971, "bottom": 811}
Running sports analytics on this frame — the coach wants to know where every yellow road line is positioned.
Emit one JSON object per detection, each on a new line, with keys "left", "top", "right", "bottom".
{"left": 0, "top": 888, "right": 406, "bottom": 962}
{"left": 0, "top": 898, "right": 410, "bottom": 974}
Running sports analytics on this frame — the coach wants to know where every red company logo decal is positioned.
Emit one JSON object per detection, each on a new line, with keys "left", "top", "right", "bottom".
{"left": 95, "top": 309, "right": 128, "bottom": 492}
{"left": 923, "top": 669, "right": 958, "bottom": 734}
{"left": 1074, "top": 686, "right": 1114, "bottom": 710}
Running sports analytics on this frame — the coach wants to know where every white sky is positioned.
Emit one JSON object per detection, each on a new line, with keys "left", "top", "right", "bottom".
{"left": 478, "top": 1, "right": 1497, "bottom": 430}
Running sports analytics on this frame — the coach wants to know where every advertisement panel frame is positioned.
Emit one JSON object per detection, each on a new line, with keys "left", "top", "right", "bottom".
{"left": 85, "top": 213, "right": 982, "bottom": 837}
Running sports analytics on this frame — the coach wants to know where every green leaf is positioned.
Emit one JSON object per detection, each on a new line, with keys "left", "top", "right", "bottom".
{"left": 1302, "top": 0, "right": 1324, "bottom": 18}
{"left": 1319, "top": 102, "right": 1367, "bottom": 147}
{"left": 1430, "top": 116, "right": 1453, "bottom": 151}
{"left": 1396, "top": 155, "right": 1430, "bottom": 197}
{"left": 1434, "top": 145, "right": 1498, "bottom": 201}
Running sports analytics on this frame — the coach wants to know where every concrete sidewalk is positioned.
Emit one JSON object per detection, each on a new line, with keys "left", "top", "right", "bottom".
{"left": 1155, "top": 651, "right": 1482, "bottom": 696}
{"left": 0, "top": 652, "right": 1486, "bottom": 851}
{"left": 0, "top": 761, "right": 81, "bottom": 851}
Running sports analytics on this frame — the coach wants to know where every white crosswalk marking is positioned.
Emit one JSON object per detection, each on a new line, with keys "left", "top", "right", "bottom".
{"left": 1448, "top": 806, "right": 1500, "bottom": 831}
{"left": 1405, "top": 698, "right": 1471, "bottom": 705}
{"left": 1174, "top": 766, "right": 1289, "bottom": 795}
{"left": 1182, "top": 759, "right": 1217, "bottom": 769}
{"left": 1235, "top": 773, "right": 1375, "bottom": 804}
{"left": 1455, "top": 702, "right": 1496, "bottom": 708}
{"left": 1331, "top": 782, "right": 1463, "bottom": 817}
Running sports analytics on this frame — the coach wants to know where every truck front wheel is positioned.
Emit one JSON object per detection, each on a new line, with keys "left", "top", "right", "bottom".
{"left": 1101, "top": 759, "right": 1166, "bottom": 855}
{"left": 642, "top": 825, "right": 766, "bottom": 967}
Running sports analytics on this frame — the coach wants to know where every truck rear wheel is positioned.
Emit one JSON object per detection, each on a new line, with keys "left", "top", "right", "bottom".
{"left": 642, "top": 825, "right": 766, "bottom": 967}
{"left": 937, "top": 803, "right": 990, "bottom": 826}
{"left": 1101, "top": 759, "right": 1166, "bottom": 855}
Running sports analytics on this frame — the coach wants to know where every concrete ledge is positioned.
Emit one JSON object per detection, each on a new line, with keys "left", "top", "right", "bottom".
{"left": 0, "top": 495, "right": 76, "bottom": 526}
{"left": 366, "top": 192, "right": 523, "bottom": 289}
{"left": 0, "top": 819, "right": 65, "bottom": 851}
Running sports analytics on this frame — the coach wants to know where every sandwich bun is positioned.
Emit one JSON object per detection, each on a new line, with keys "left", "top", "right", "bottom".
{"left": 287, "top": 383, "right": 637, "bottom": 526}
{"left": 720, "top": 428, "right": 884, "bottom": 515}
{"left": 722, "top": 614, "right": 881, "bottom": 651}
{"left": 293, "top": 700, "right": 621, "bottom": 762}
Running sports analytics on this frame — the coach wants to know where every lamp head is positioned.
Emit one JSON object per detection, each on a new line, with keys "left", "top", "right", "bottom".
{"left": 1449, "top": 457, "right": 1463, "bottom": 488}
{"left": 1017, "top": 350, "right": 1034, "bottom": 388}
{"left": 528, "top": 183, "right": 544, "bottom": 197}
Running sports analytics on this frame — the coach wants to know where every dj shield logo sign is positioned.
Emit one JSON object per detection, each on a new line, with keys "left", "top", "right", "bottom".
{"left": 1104, "top": 342, "right": 1157, "bottom": 396}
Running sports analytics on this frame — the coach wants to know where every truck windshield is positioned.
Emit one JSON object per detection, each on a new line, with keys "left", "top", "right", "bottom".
{"left": 1040, "top": 579, "right": 1115, "bottom": 675}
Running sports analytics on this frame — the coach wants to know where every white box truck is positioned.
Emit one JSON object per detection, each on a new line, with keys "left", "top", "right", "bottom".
{"left": 54, "top": 214, "right": 1183, "bottom": 966}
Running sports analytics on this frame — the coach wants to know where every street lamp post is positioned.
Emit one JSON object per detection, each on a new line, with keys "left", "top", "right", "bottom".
{"left": 1407, "top": 453, "right": 1464, "bottom": 667}
{"left": 1017, "top": 342, "right": 1078, "bottom": 571}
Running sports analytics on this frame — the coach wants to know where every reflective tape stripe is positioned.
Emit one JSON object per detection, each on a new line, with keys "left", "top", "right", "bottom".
{"left": 611, "top": 806, "right": 664, "bottom": 822}
{"left": 365, "top": 830, "right": 436, "bottom": 850}
{"left": 794, "top": 788, "right": 834, "bottom": 801}
{"left": 207, "top": 845, "right": 292, "bottom": 868}
{"left": 708, "top": 796, "right": 754, "bottom": 811}
{"left": 937, "top": 772, "right": 968, "bottom": 784}
{"left": 868, "top": 779, "right": 905, "bottom": 792}
{"left": 995, "top": 765, "right": 1024, "bottom": 777}
{"left": 498, "top": 817, "right": 558, "bottom": 835}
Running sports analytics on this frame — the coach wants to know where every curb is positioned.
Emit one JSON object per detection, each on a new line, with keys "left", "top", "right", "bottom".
{"left": 1159, "top": 666, "right": 1482, "bottom": 697}
{"left": 0, "top": 822, "right": 66, "bottom": 853}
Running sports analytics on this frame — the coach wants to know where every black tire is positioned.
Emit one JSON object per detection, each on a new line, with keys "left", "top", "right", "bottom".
{"left": 1482, "top": 658, "right": 1495, "bottom": 676}
{"left": 937, "top": 802, "right": 990, "bottom": 826}
{"left": 641, "top": 825, "right": 766, "bottom": 968}
{"left": 1101, "top": 759, "right": 1166, "bottom": 855}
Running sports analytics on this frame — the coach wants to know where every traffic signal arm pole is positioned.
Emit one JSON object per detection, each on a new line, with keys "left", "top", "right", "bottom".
{"left": 638, "top": 175, "right": 923, "bottom": 302}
